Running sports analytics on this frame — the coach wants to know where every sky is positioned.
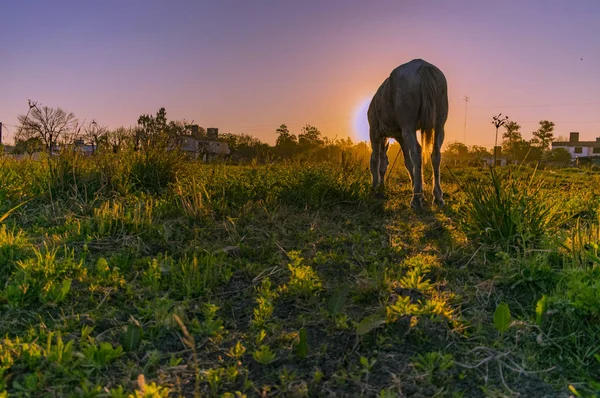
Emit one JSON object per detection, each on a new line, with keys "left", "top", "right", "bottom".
{"left": 1, "top": 0, "right": 600, "bottom": 147}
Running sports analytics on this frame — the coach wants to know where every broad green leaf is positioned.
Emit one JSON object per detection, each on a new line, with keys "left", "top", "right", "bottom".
{"left": 356, "top": 313, "right": 386, "bottom": 336}
{"left": 123, "top": 324, "right": 143, "bottom": 352}
{"left": 493, "top": 302, "right": 511, "bottom": 334}
{"left": 327, "top": 283, "right": 349, "bottom": 316}
{"left": 60, "top": 279, "right": 72, "bottom": 300}
{"left": 535, "top": 295, "right": 547, "bottom": 326}
{"left": 360, "top": 356, "right": 369, "bottom": 367}
{"left": 295, "top": 327, "right": 308, "bottom": 359}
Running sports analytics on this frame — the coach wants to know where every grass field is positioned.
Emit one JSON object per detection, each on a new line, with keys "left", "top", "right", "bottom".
{"left": 0, "top": 151, "right": 599, "bottom": 397}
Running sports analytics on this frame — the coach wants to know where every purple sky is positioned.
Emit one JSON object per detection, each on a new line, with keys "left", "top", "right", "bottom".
{"left": 2, "top": 0, "right": 599, "bottom": 146}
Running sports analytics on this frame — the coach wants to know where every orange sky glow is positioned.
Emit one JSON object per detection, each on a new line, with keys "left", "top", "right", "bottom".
{"left": 1, "top": 1, "right": 599, "bottom": 148}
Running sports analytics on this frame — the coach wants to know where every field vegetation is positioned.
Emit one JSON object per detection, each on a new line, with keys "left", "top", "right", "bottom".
{"left": 1, "top": 106, "right": 599, "bottom": 397}
{"left": 1, "top": 146, "right": 599, "bottom": 397}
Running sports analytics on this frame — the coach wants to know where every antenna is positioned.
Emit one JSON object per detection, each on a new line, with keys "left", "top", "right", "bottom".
{"left": 463, "top": 96, "right": 470, "bottom": 143}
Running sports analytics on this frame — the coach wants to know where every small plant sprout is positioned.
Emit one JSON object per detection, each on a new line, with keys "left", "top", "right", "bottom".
{"left": 493, "top": 302, "right": 511, "bottom": 336}
{"left": 252, "top": 345, "right": 276, "bottom": 365}
{"left": 227, "top": 341, "right": 247, "bottom": 362}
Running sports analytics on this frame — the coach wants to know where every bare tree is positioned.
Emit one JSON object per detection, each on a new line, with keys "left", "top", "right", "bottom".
{"left": 83, "top": 120, "right": 108, "bottom": 153}
{"left": 17, "top": 105, "right": 77, "bottom": 152}
{"left": 106, "top": 126, "right": 133, "bottom": 153}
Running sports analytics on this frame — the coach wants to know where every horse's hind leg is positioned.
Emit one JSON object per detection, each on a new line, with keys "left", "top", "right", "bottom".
{"left": 401, "top": 128, "right": 423, "bottom": 209}
{"left": 431, "top": 124, "right": 445, "bottom": 206}
{"left": 379, "top": 140, "right": 389, "bottom": 183}
{"left": 399, "top": 138, "right": 415, "bottom": 185}
{"left": 370, "top": 129, "right": 384, "bottom": 193}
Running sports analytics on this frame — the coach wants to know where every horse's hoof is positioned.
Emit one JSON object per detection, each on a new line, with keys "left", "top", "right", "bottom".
{"left": 433, "top": 197, "right": 445, "bottom": 207}
{"left": 410, "top": 197, "right": 423, "bottom": 210}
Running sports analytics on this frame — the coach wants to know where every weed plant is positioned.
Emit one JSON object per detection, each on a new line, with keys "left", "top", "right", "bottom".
{"left": 456, "top": 166, "right": 571, "bottom": 250}
{"left": 0, "top": 151, "right": 599, "bottom": 396}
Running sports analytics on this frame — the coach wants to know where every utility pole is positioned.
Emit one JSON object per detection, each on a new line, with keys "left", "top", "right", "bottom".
{"left": 463, "top": 96, "right": 469, "bottom": 144}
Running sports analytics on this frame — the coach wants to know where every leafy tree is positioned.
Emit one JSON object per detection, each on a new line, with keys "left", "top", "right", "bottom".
{"left": 469, "top": 145, "right": 491, "bottom": 159}
{"left": 165, "top": 120, "right": 192, "bottom": 150}
{"left": 136, "top": 107, "right": 169, "bottom": 150}
{"left": 521, "top": 141, "right": 543, "bottom": 161}
{"left": 275, "top": 124, "right": 298, "bottom": 158}
{"left": 275, "top": 124, "right": 296, "bottom": 146}
{"left": 502, "top": 121, "right": 524, "bottom": 159}
{"left": 138, "top": 108, "right": 168, "bottom": 137}
{"left": 136, "top": 108, "right": 191, "bottom": 150}
{"left": 337, "top": 137, "right": 354, "bottom": 149}
{"left": 298, "top": 124, "right": 324, "bottom": 149}
{"left": 13, "top": 137, "right": 43, "bottom": 156}
{"left": 221, "top": 133, "right": 271, "bottom": 162}
{"left": 502, "top": 121, "right": 522, "bottom": 144}
{"left": 17, "top": 105, "right": 77, "bottom": 152}
{"left": 507, "top": 140, "right": 543, "bottom": 162}
{"left": 532, "top": 120, "right": 555, "bottom": 151}
{"left": 545, "top": 147, "right": 571, "bottom": 163}
{"left": 443, "top": 141, "right": 468, "bottom": 156}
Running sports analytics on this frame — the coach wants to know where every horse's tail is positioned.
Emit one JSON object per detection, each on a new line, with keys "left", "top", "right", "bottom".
{"left": 419, "top": 66, "right": 438, "bottom": 166}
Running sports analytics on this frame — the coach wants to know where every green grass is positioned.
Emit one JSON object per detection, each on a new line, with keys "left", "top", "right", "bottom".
{"left": 0, "top": 153, "right": 599, "bottom": 397}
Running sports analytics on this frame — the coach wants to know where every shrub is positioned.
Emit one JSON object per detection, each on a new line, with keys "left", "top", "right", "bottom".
{"left": 456, "top": 167, "right": 571, "bottom": 250}
{"left": 48, "top": 150, "right": 103, "bottom": 201}
{"left": 130, "top": 148, "right": 183, "bottom": 195}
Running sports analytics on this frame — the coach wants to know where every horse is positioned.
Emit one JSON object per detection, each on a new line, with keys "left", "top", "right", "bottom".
{"left": 368, "top": 59, "right": 448, "bottom": 209}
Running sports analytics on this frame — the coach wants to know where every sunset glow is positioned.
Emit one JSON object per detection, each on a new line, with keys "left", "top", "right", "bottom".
{"left": 2, "top": 1, "right": 600, "bottom": 147}
{"left": 352, "top": 97, "right": 372, "bottom": 143}
{"left": 2, "top": 3, "right": 600, "bottom": 395}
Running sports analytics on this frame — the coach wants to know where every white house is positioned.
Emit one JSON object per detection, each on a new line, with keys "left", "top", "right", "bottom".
{"left": 180, "top": 127, "right": 230, "bottom": 161}
{"left": 552, "top": 132, "right": 600, "bottom": 159}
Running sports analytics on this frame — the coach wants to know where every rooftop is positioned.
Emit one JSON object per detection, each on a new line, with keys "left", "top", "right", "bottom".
{"left": 552, "top": 140, "right": 600, "bottom": 148}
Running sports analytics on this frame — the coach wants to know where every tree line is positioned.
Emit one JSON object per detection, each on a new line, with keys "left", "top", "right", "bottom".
{"left": 13, "top": 105, "right": 199, "bottom": 155}
{"left": 444, "top": 119, "right": 571, "bottom": 163}
{"left": 8, "top": 102, "right": 574, "bottom": 165}
{"left": 9, "top": 103, "right": 372, "bottom": 163}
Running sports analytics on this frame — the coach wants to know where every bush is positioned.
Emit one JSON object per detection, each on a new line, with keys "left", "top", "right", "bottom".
{"left": 129, "top": 148, "right": 184, "bottom": 195}
{"left": 456, "top": 167, "right": 571, "bottom": 250}
{"left": 49, "top": 150, "right": 103, "bottom": 200}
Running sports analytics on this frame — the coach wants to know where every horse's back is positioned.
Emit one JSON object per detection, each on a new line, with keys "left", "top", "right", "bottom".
{"left": 369, "top": 59, "right": 447, "bottom": 133}
{"left": 389, "top": 59, "right": 446, "bottom": 92}
{"left": 390, "top": 59, "right": 448, "bottom": 123}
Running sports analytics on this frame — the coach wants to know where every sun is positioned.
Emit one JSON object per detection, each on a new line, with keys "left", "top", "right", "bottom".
{"left": 352, "top": 96, "right": 372, "bottom": 142}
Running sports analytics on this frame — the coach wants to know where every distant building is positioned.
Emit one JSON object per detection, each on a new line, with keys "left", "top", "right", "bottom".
{"left": 180, "top": 126, "right": 230, "bottom": 161}
{"left": 73, "top": 139, "right": 95, "bottom": 156}
{"left": 481, "top": 154, "right": 512, "bottom": 167}
{"left": 444, "top": 146, "right": 512, "bottom": 167}
{"left": 482, "top": 146, "right": 513, "bottom": 167}
{"left": 49, "top": 140, "right": 95, "bottom": 156}
{"left": 443, "top": 152, "right": 480, "bottom": 166}
{"left": 10, "top": 152, "right": 46, "bottom": 161}
{"left": 552, "top": 132, "right": 600, "bottom": 160}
